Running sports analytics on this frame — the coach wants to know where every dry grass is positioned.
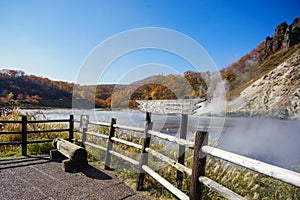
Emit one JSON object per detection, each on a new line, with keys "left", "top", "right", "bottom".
{"left": 0, "top": 111, "right": 69, "bottom": 156}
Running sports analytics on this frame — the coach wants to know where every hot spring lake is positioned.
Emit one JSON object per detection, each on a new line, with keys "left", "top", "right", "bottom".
{"left": 21, "top": 109, "right": 300, "bottom": 171}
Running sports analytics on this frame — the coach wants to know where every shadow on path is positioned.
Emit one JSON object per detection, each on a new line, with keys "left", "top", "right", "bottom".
{"left": 83, "top": 164, "right": 112, "bottom": 180}
{"left": 0, "top": 156, "right": 50, "bottom": 170}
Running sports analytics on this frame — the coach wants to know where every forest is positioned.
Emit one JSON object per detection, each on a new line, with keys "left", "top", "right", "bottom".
{"left": 0, "top": 69, "right": 209, "bottom": 109}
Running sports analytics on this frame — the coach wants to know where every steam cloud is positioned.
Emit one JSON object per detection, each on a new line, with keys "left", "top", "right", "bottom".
{"left": 197, "top": 72, "right": 227, "bottom": 115}
{"left": 194, "top": 70, "right": 299, "bottom": 171}
{"left": 219, "top": 117, "right": 300, "bottom": 171}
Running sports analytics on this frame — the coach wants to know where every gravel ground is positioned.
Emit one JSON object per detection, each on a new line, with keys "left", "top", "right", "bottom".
{"left": 0, "top": 156, "right": 146, "bottom": 200}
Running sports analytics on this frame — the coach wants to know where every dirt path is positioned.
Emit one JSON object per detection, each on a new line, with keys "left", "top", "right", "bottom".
{"left": 0, "top": 156, "right": 146, "bottom": 200}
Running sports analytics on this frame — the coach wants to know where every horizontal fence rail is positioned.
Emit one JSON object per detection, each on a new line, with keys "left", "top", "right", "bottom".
{"left": 198, "top": 176, "right": 245, "bottom": 200}
{"left": 113, "top": 124, "right": 144, "bottom": 133}
{"left": 202, "top": 145, "right": 300, "bottom": 188}
{"left": 86, "top": 131, "right": 109, "bottom": 139}
{"left": 26, "top": 139, "right": 57, "bottom": 144}
{"left": 0, "top": 141, "right": 22, "bottom": 145}
{"left": 111, "top": 137, "right": 143, "bottom": 150}
{"left": 88, "top": 121, "right": 111, "bottom": 127}
{"left": 142, "top": 164, "right": 189, "bottom": 200}
{"left": 27, "top": 119, "right": 70, "bottom": 123}
{"left": 148, "top": 129, "right": 194, "bottom": 149}
{"left": 146, "top": 147, "right": 192, "bottom": 175}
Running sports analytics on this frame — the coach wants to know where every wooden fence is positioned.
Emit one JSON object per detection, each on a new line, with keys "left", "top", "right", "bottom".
{"left": 0, "top": 115, "right": 74, "bottom": 156}
{"left": 1, "top": 113, "right": 299, "bottom": 199}
{"left": 74, "top": 113, "right": 300, "bottom": 200}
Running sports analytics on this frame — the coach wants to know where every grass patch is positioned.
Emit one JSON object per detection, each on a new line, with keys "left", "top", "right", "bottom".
{"left": 27, "top": 142, "right": 53, "bottom": 155}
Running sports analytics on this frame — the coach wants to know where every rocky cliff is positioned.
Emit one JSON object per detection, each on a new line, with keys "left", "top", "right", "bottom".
{"left": 263, "top": 17, "right": 300, "bottom": 58}
{"left": 228, "top": 50, "right": 300, "bottom": 119}
{"left": 222, "top": 17, "right": 300, "bottom": 106}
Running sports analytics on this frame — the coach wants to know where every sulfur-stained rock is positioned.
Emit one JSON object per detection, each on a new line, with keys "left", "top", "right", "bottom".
{"left": 228, "top": 50, "right": 300, "bottom": 119}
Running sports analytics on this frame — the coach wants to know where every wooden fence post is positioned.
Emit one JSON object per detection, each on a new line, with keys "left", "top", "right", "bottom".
{"left": 136, "top": 112, "right": 152, "bottom": 191}
{"left": 177, "top": 113, "right": 188, "bottom": 189}
{"left": 80, "top": 115, "right": 89, "bottom": 147}
{"left": 105, "top": 118, "right": 116, "bottom": 170}
{"left": 69, "top": 115, "right": 74, "bottom": 143}
{"left": 21, "top": 115, "right": 27, "bottom": 156}
{"left": 190, "top": 131, "right": 208, "bottom": 200}
{"left": 81, "top": 128, "right": 87, "bottom": 148}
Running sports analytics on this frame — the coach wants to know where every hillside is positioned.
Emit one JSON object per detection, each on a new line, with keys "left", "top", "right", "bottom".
{"left": 0, "top": 70, "right": 74, "bottom": 108}
{"left": 221, "top": 17, "right": 300, "bottom": 100}
{"left": 227, "top": 49, "right": 300, "bottom": 119}
{"left": 223, "top": 17, "right": 300, "bottom": 119}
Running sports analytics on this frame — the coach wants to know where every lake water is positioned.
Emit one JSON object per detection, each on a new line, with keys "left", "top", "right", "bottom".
{"left": 21, "top": 109, "right": 300, "bottom": 171}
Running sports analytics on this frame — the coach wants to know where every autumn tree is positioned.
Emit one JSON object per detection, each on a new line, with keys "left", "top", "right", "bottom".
{"left": 6, "top": 92, "right": 14, "bottom": 101}
{"left": 17, "top": 93, "right": 24, "bottom": 100}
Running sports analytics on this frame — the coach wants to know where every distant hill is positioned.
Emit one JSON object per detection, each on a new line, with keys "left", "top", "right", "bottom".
{"left": 130, "top": 75, "right": 164, "bottom": 85}
{"left": 109, "top": 72, "right": 207, "bottom": 109}
{"left": 0, "top": 70, "right": 74, "bottom": 108}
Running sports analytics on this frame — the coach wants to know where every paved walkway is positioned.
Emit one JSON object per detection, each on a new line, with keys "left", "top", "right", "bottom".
{"left": 0, "top": 156, "right": 146, "bottom": 200}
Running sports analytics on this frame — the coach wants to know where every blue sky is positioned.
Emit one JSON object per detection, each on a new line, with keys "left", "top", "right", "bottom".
{"left": 0, "top": 0, "right": 299, "bottom": 84}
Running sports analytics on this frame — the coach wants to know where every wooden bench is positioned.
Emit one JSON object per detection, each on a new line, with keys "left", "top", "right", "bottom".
{"left": 51, "top": 138, "right": 88, "bottom": 172}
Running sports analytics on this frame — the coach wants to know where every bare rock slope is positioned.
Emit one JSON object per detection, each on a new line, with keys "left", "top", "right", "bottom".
{"left": 228, "top": 50, "right": 300, "bottom": 119}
